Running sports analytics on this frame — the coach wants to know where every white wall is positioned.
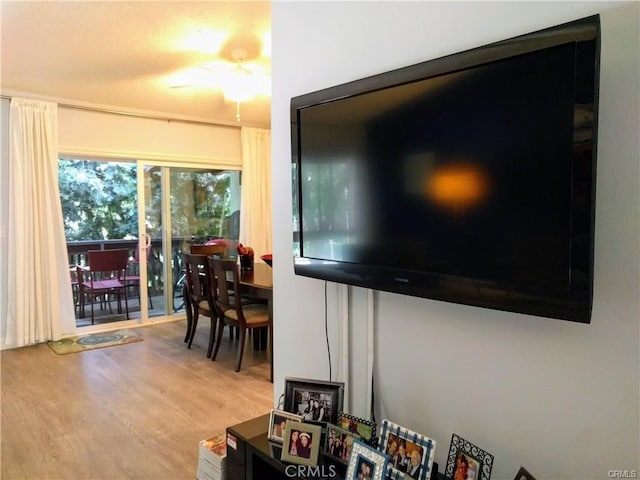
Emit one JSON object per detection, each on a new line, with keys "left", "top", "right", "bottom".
{"left": 272, "top": 2, "right": 639, "bottom": 479}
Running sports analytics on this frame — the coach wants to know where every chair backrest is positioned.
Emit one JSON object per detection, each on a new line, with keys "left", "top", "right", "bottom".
{"left": 205, "top": 238, "right": 237, "bottom": 258}
{"left": 183, "top": 253, "right": 214, "bottom": 306}
{"left": 208, "top": 257, "right": 242, "bottom": 319}
{"left": 190, "top": 244, "right": 226, "bottom": 257}
{"left": 87, "top": 249, "right": 130, "bottom": 278}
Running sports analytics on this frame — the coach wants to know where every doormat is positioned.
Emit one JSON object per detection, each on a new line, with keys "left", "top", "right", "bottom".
{"left": 47, "top": 329, "right": 143, "bottom": 355}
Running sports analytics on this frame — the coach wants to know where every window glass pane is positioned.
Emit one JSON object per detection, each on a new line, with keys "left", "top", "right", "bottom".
{"left": 168, "top": 168, "right": 241, "bottom": 243}
{"left": 59, "top": 158, "right": 137, "bottom": 242}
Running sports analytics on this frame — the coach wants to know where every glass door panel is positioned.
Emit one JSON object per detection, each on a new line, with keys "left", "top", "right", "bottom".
{"left": 139, "top": 164, "right": 241, "bottom": 319}
{"left": 59, "top": 157, "right": 141, "bottom": 328}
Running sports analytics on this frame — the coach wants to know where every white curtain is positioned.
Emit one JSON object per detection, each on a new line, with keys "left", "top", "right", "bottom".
{"left": 239, "top": 127, "right": 272, "bottom": 259}
{"left": 5, "top": 98, "right": 75, "bottom": 347}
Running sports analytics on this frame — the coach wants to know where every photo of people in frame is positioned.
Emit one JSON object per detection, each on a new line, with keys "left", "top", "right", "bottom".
{"left": 272, "top": 415, "right": 288, "bottom": 439}
{"left": 385, "top": 433, "right": 425, "bottom": 478}
{"left": 325, "top": 425, "right": 356, "bottom": 465}
{"left": 354, "top": 456, "right": 374, "bottom": 480}
{"left": 453, "top": 451, "right": 481, "bottom": 480}
{"left": 294, "top": 389, "right": 333, "bottom": 422}
{"left": 284, "top": 378, "right": 345, "bottom": 427}
{"left": 281, "top": 420, "right": 324, "bottom": 467}
{"left": 268, "top": 409, "right": 302, "bottom": 444}
{"left": 288, "top": 429, "right": 301, "bottom": 456}
{"left": 287, "top": 429, "right": 313, "bottom": 459}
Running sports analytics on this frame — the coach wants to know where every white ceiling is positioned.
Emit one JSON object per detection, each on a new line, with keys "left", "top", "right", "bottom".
{"left": 0, "top": 1, "right": 271, "bottom": 127}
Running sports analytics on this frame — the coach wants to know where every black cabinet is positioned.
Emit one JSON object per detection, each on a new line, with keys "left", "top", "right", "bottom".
{"left": 226, "top": 414, "right": 345, "bottom": 480}
{"left": 226, "top": 415, "right": 443, "bottom": 480}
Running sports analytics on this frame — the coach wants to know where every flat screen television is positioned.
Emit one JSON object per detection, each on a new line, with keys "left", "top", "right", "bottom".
{"left": 291, "top": 15, "right": 600, "bottom": 323}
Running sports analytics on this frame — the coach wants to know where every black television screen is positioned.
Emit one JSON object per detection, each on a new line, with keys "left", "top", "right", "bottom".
{"left": 291, "top": 15, "right": 600, "bottom": 323}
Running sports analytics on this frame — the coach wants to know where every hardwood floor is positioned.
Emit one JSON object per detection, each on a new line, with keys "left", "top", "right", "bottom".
{"left": 1, "top": 321, "right": 274, "bottom": 479}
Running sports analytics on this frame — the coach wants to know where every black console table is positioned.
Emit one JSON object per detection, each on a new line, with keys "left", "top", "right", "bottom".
{"left": 226, "top": 414, "right": 340, "bottom": 480}
{"left": 226, "top": 415, "right": 443, "bottom": 480}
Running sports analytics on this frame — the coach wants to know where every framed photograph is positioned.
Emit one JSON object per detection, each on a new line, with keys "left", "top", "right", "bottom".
{"left": 377, "top": 419, "right": 436, "bottom": 480}
{"left": 338, "top": 412, "right": 377, "bottom": 445}
{"left": 445, "top": 434, "right": 494, "bottom": 480}
{"left": 283, "top": 377, "right": 345, "bottom": 424}
{"left": 324, "top": 424, "right": 359, "bottom": 465}
{"left": 267, "top": 408, "right": 303, "bottom": 444}
{"left": 345, "top": 439, "right": 388, "bottom": 480}
{"left": 281, "top": 421, "right": 323, "bottom": 466}
{"left": 513, "top": 467, "right": 537, "bottom": 480}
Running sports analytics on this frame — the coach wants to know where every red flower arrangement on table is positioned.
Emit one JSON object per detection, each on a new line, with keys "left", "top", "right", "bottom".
{"left": 237, "top": 243, "right": 254, "bottom": 271}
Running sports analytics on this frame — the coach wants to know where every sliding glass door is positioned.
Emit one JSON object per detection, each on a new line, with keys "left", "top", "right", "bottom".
{"left": 60, "top": 157, "right": 240, "bottom": 328}
{"left": 137, "top": 163, "right": 241, "bottom": 320}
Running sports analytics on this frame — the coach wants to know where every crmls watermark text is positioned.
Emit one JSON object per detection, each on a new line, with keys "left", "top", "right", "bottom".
{"left": 608, "top": 470, "right": 638, "bottom": 478}
{"left": 284, "top": 465, "right": 338, "bottom": 478}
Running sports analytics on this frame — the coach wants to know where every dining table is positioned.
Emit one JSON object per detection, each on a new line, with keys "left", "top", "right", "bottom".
{"left": 237, "top": 263, "right": 273, "bottom": 380}
{"left": 181, "top": 259, "right": 273, "bottom": 381}
{"left": 238, "top": 262, "right": 273, "bottom": 319}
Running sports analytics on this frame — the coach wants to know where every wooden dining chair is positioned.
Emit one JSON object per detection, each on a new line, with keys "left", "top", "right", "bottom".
{"left": 185, "top": 244, "right": 225, "bottom": 343}
{"left": 192, "top": 242, "right": 249, "bottom": 340}
{"left": 182, "top": 253, "right": 218, "bottom": 357}
{"left": 78, "top": 249, "right": 130, "bottom": 325}
{"left": 208, "top": 257, "right": 272, "bottom": 379}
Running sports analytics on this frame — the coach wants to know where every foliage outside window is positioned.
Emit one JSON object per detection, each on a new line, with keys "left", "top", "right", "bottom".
{"left": 59, "top": 159, "right": 138, "bottom": 241}
{"left": 59, "top": 159, "right": 240, "bottom": 242}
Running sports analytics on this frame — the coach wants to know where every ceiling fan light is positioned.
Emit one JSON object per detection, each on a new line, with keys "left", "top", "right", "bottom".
{"left": 222, "top": 67, "right": 257, "bottom": 102}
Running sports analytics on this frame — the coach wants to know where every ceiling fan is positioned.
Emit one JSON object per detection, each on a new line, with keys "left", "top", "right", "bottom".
{"left": 168, "top": 46, "right": 270, "bottom": 122}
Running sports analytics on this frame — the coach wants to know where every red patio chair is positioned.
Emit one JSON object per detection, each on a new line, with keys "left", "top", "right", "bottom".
{"left": 78, "top": 249, "right": 130, "bottom": 325}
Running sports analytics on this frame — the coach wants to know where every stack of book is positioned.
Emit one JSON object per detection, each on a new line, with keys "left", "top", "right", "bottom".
{"left": 197, "top": 433, "right": 227, "bottom": 480}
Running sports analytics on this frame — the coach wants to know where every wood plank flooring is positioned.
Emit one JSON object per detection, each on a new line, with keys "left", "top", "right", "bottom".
{"left": 1, "top": 321, "right": 274, "bottom": 479}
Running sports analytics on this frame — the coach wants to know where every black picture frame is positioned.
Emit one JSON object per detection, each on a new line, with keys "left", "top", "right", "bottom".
{"left": 445, "top": 434, "right": 494, "bottom": 480}
{"left": 513, "top": 466, "right": 537, "bottom": 480}
{"left": 283, "top": 377, "right": 345, "bottom": 425}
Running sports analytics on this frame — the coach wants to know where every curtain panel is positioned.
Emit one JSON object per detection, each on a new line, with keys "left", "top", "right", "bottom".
{"left": 239, "top": 127, "right": 272, "bottom": 259}
{"left": 5, "top": 98, "right": 75, "bottom": 347}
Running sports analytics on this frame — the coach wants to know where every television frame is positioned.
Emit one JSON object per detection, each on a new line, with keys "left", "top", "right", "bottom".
{"left": 291, "top": 15, "right": 600, "bottom": 323}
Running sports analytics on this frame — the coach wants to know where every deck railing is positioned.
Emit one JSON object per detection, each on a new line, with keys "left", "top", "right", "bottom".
{"left": 66, "top": 236, "right": 218, "bottom": 293}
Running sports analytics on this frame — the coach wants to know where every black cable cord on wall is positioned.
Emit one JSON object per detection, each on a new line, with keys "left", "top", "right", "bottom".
{"left": 370, "top": 291, "right": 377, "bottom": 432}
{"left": 324, "top": 280, "right": 332, "bottom": 381}
{"left": 371, "top": 375, "right": 376, "bottom": 424}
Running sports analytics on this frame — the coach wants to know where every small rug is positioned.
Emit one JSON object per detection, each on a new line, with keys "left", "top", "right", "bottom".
{"left": 47, "top": 329, "right": 143, "bottom": 355}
